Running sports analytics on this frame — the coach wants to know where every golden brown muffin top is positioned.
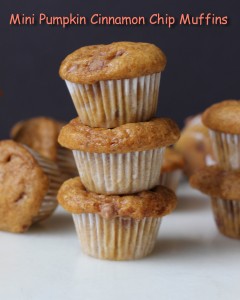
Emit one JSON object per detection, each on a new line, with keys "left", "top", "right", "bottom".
{"left": 11, "top": 117, "right": 63, "bottom": 161}
{"left": 58, "top": 117, "right": 180, "bottom": 153}
{"left": 57, "top": 177, "right": 177, "bottom": 219}
{"left": 162, "top": 148, "right": 184, "bottom": 173}
{"left": 190, "top": 166, "right": 240, "bottom": 200}
{"left": 0, "top": 140, "right": 49, "bottom": 233}
{"left": 202, "top": 100, "right": 240, "bottom": 134}
{"left": 59, "top": 41, "right": 167, "bottom": 84}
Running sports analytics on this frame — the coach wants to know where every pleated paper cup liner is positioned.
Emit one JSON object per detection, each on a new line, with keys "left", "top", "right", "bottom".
{"left": 65, "top": 72, "right": 161, "bottom": 128}
{"left": 209, "top": 130, "right": 240, "bottom": 170}
{"left": 73, "top": 148, "right": 165, "bottom": 195}
{"left": 72, "top": 213, "right": 161, "bottom": 260}
{"left": 25, "top": 147, "right": 63, "bottom": 223}
{"left": 159, "top": 170, "right": 182, "bottom": 192}
{"left": 57, "top": 147, "right": 78, "bottom": 180}
{"left": 212, "top": 197, "right": 240, "bottom": 239}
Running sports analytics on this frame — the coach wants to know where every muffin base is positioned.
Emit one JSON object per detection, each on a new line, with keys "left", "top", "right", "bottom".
{"left": 26, "top": 148, "right": 63, "bottom": 223}
{"left": 65, "top": 73, "right": 161, "bottom": 128}
{"left": 209, "top": 130, "right": 240, "bottom": 170}
{"left": 212, "top": 197, "right": 240, "bottom": 239}
{"left": 72, "top": 213, "right": 161, "bottom": 260}
{"left": 73, "top": 148, "right": 165, "bottom": 195}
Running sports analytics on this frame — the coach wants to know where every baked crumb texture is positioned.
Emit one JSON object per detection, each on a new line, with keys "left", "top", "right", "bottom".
{"left": 0, "top": 140, "right": 49, "bottom": 233}
{"left": 57, "top": 177, "right": 177, "bottom": 219}
{"left": 59, "top": 41, "right": 167, "bottom": 84}
{"left": 58, "top": 117, "right": 180, "bottom": 153}
{"left": 202, "top": 100, "right": 240, "bottom": 134}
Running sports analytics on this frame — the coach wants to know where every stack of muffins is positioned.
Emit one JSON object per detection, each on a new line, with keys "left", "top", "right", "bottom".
{"left": 190, "top": 100, "right": 240, "bottom": 239}
{"left": 57, "top": 42, "right": 180, "bottom": 260}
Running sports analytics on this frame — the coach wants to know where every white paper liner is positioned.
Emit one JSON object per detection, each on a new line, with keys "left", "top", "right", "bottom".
{"left": 57, "top": 147, "right": 78, "bottom": 180}
{"left": 73, "top": 148, "right": 165, "bottom": 195}
{"left": 211, "top": 197, "right": 240, "bottom": 239}
{"left": 209, "top": 130, "right": 240, "bottom": 170}
{"left": 159, "top": 170, "right": 182, "bottom": 192}
{"left": 72, "top": 213, "right": 161, "bottom": 260}
{"left": 65, "top": 73, "right": 161, "bottom": 128}
{"left": 25, "top": 147, "right": 63, "bottom": 223}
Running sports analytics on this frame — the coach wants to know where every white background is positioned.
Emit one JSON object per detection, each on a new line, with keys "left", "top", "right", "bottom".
{"left": 0, "top": 183, "right": 240, "bottom": 300}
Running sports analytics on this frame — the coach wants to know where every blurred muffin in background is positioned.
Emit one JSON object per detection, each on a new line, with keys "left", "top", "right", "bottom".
{"left": 190, "top": 166, "right": 240, "bottom": 239}
{"left": 160, "top": 148, "right": 184, "bottom": 191}
{"left": 10, "top": 117, "right": 78, "bottom": 180}
{"left": 202, "top": 100, "right": 240, "bottom": 170}
{"left": 175, "top": 114, "right": 215, "bottom": 177}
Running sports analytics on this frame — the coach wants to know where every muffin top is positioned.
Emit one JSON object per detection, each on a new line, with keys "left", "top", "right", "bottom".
{"left": 202, "top": 100, "right": 240, "bottom": 134}
{"left": 57, "top": 177, "right": 177, "bottom": 219}
{"left": 0, "top": 140, "right": 49, "bottom": 233}
{"left": 59, "top": 41, "right": 167, "bottom": 84}
{"left": 190, "top": 166, "right": 240, "bottom": 200}
{"left": 11, "top": 117, "right": 64, "bottom": 161}
{"left": 58, "top": 117, "right": 180, "bottom": 153}
{"left": 162, "top": 148, "right": 184, "bottom": 173}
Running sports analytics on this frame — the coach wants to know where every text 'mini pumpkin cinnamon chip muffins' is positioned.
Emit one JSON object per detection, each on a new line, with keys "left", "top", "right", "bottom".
{"left": 58, "top": 117, "right": 180, "bottom": 195}
{"left": 202, "top": 100, "right": 240, "bottom": 170}
{"left": 57, "top": 177, "right": 177, "bottom": 260}
{"left": 0, "top": 140, "right": 62, "bottom": 233}
{"left": 59, "top": 41, "right": 167, "bottom": 128}
{"left": 190, "top": 166, "right": 240, "bottom": 239}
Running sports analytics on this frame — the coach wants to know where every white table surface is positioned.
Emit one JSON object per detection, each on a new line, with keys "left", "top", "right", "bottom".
{"left": 0, "top": 182, "right": 240, "bottom": 300}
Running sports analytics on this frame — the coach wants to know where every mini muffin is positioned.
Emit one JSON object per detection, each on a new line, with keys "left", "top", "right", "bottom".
{"left": 175, "top": 114, "right": 214, "bottom": 177}
{"left": 0, "top": 140, "right": 62, "bottom": 233}
{"left": 58, "top": 117, "right": 180, "bottom": 195}
{"left": 190, "top": 166, "right": 240, "bottom": 239}
{"left": 59, "top": 42, "right": 167, "bottom": 128}
{"left": 160, "top": 148, "right": 184, "bottom": 191}
{"left": 11, "top": 117, "right": 78, "bottom": 179}
{"left": 202, "top": 100, "right": 240, "bottom": 170}
{"left": 57, "top": 177, "right": 177, "bottom": 260}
